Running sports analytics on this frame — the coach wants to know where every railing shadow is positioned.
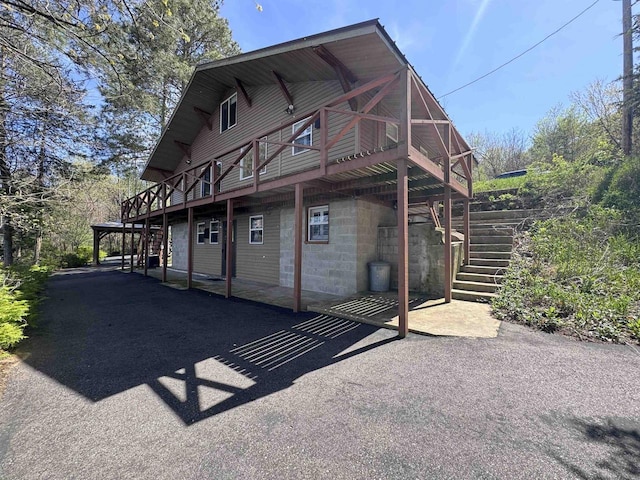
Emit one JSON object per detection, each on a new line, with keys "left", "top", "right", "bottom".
{"left": 23, "top": 271, "right": 398, "bottom": 425}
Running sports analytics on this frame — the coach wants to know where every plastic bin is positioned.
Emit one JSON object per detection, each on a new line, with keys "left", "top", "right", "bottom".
{"left": 368, "top": 261, "right": 391, "bottom": 292}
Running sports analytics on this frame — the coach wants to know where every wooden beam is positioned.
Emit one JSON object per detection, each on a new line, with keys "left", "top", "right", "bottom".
{"left": 272, "top": 70, "right": 293, "bottom": 106}
{"left": 93, "top": 228, "right": 100, "bottom": 266}
{"left": 143, "top": 217, "right": 149, "bottom": 276}
{"left": 146, "top": 166, "right": 174, "bottom": 179}
{"left": 187, "top": 207, "right": 193, "bottom": 289}
{"left": 162, "top": 213, "right": 168, "bottom": 282}
{"left": 174, "top": 141, "right": 192, "bottom": 159}
{"left": 444, "top": 185, "right": 452, "bottom": 303}
{"left": 313, "top": 45, "right": 358, "bottom": 111}
{"left": 235, "top": 77, "right": 252, "bottom": 108}
{"left": 225, "top": 199, "right": 234, "bottom": 298}
{"left": 463, "top": 199, "right": 470, "bottom": 266}
{"left": 130, "top": 223, "right": 135, "bottom": 273}
{"left": 293, "top": 183, "right": 303, "bottom": 312}
{"left": 193, "top": 107, "right": 213, "bottom": 131}
{"left": 397, "top": 158, "right": 409, "bottom": 338}
{"left": 121, "top": 223, "right": 126, "bottom": 270}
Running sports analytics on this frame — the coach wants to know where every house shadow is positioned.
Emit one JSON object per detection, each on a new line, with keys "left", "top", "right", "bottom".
{"left": 23, "top": 270, "right": 398, "bottom": 425}
{"left": 550, "top": 417, "right": 640, "bottom": 480}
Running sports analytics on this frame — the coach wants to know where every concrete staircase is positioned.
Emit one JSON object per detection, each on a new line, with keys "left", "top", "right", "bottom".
{"left": 451, "top": 209, "right": 538, "bottom": 302}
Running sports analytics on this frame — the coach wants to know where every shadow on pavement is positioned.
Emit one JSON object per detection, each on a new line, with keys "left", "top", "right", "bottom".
{"left": 551, "top": 417, "right": 640, "bottom": 480}
{"left": 22, "top": 270, "right": 397, "bottom": 425}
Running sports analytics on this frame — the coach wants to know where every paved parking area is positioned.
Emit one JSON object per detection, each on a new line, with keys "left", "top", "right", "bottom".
{"left": 0, "top": 269, "right": 638, "bottom": 479}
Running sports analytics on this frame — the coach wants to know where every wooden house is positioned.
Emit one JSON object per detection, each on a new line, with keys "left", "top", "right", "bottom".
{"left": 121, "top": 20, "right": 474, "bottom": 337}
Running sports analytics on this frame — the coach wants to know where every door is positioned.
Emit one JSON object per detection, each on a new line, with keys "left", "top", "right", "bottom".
{"left": 221, "top": 219, "right": 237, "bottom": 277}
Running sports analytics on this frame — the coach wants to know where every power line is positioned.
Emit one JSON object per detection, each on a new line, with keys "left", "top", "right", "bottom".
{"left": 439, "top": 0, "right": 601, "bottom": 99}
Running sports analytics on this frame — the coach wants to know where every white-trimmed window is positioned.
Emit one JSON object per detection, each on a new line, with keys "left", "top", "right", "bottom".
{"left": 220, "top": 93, "right": 237, "bottom": 132}
{"left": 209, "top": 220, "right": 219, "bottom": 244}
{"left": 386, "top": 122, "right": 398, "bottom": 143}
{"left": 240, "top": 137, "right": 268, "bottom": 180}
{"left": 308, "top": 205, "right": 329, "bottom": 243}
{"left": 292, "top": 118, "right": 312, "bottom": 155}
{"left": 201, "top": 166, "right": 211, "bottom": 197}
{"left": 249, "top": 215, "right": 263, "bottom": 244}
{"left": 196, "top": 222, "right": 206, "bottom": 244}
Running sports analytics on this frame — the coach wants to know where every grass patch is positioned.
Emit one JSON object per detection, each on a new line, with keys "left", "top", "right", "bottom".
{"left": 474, "top": 175, "right": 528, "bottom": 193}
{"left": 492, "top": 207, "right": 640, "bottom": 344}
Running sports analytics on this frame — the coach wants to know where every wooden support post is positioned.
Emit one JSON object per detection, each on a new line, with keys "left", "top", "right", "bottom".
{"left": 121, "top": 223, "right": 126, "bottom": 270}
{"left": 463, "top": 199, "right": 470, "bottom": 266}
{"left": 293, "top": 183, "right": 303, "bottom": 312}
{"left": 320, "top": 108, "right": 328, "bottom": 175}
{"left": 130, "top": 223, "right": 135, "bottom": 273}
{"left": 397, "top": 158, "right": 409, "bottom": 338}
{"left": 225, "top": 199, "right": 234, "bottom": 298}
{"left": 162, "top": 213, "right": 168, "bottom": 282}
{"left": 187, "top": 207, "right": 193, "bottom": 289}
{"left": 143, "top": 218, "right": 149, "bottom": 276}
{"left": 93, "top": 228, "right": 100, "bottom": 266}
{"left": 444, "top": 185, "right": 452, "bottom": 303}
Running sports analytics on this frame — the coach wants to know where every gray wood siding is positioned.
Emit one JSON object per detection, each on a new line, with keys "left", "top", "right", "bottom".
{"left": 234, "top": 210, "right": 280, "bottom": 285}
{"left": 192, "top": 217, "right": 222, "bottom": 276}
{"left": 168, "top": 80, "right": 357, "bottom": 192}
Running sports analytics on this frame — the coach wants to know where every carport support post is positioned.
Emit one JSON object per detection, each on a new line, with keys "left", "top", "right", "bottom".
{"left": 463, "top": 198, "right": 470, "bottom": 265}
{"left": 162, "top": 213, "right": 168, "bottom": 282}
{"left": 121, "top": 223, "right": 126, "bottom": 270}
{"left": 92, "top": 228, "right": 100, "bottom": 266}
{"left": 130, "top": 223, "right": 135, "bottom": 273}
{"left": 397, "top": 158, "right": 409, "bottom": 338}
{"left": 293, "top": 183, "right": 303, "bottom": 312}
{"left": 143, "top": 217, "right": 149, "bottom": 276}
{"left": 225, "top": 199, "right": 234, "bottom": 298}
{"left": 187, "top": 207, "right": 193, "bottom": 289}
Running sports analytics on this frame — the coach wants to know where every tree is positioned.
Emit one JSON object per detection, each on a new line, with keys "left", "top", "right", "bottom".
{"left": 467, "top": 128, "right": 530, "bottom": 179}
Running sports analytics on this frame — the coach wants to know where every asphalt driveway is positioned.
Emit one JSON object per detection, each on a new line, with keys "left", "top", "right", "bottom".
{"left": 0, "top": 269, "right": 638, "bottom": 479}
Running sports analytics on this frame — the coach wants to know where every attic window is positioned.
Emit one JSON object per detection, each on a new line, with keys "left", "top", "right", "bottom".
{"left": 220, "top": 93, "right": 237, "bottom": 132}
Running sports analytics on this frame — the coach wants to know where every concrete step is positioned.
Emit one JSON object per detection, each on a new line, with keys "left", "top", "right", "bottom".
{"left": 453, "top": 280, "right": 498, "bottom": 293}
{"left": 452, "top": 289, "right": 498, "bottom": 302}
{"left": 460, "top": 265, "right": 508, "bottom": 275}
{"left": 466, "top": 209, "right": 542, "bottom": 221}
{"left": 456, "top": 272, "right": 504, "bottom": 284}
{"left": 470, "top": 243, "right": 513, "bottom": 252}
{"left": 465, "top": 226, "right": 516, "bottom": 236}
{"left": 470, "top": 235, "right": 513, "bottom": 244}
{"left": 469, "top": 251, "right": 512, "bottom": 259}
{"left": 469, "top": 258, "right": 511, "bottom": 267}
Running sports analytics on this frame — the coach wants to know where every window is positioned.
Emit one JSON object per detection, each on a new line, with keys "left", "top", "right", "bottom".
{"left": 249, "top": 215, "right": 263, "bottom": 244}
{"left": 201, "top": 166, "right": 211, "bottom": 197}
{"left": 308, "top": 205, "right": 329, "bottom": 242}
{"left": 209, "top": 220, "right": 219, "bottom": 244}
{"left": 196, "top": 222, "right": 206, "bottom": 244}
{"left": 240, "top": 137, "right": 268, "bottom": 180}
{"left": 386, "top": 122, "right": 398, "bottom": 143}
{"left": 292, "top": 118, "right": 312, "bottom": 155}
{"left": 220, "top": 93, "right": 237, "bottom": 132}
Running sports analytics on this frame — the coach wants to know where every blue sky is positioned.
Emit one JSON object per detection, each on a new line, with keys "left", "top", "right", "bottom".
{"left": 220, "top": 0, "right": 622, "bottom": 140}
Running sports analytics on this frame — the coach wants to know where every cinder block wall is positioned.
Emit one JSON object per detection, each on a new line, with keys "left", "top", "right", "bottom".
{"left": 378, "top": 223, "right": 462, "bottom": 296}
{"left": 170, "top": 222, "right": 187, "bottom": 270}
{"left": 356, "top": 200, "right": 396, "bottom": 291}
{"left": 280, "top": 199, "right": 359, "bottom": 296}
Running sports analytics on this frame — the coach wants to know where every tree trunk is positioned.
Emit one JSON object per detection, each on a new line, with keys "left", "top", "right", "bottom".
{"left": 2, "top": 216, "right": 12, "bottom": 267}
{"left": 0, "top": 47, "right": 11, "bottom": 267}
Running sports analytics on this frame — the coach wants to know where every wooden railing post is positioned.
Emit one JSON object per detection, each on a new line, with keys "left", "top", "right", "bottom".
{"left": 252, "top": 138, "right": 259, "bottom": 193}
{"left": 320, "top": 108, "right": 328, "bottom": 175}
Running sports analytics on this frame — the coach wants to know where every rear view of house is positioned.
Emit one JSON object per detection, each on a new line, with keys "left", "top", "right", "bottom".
{"left": 121, "top": 20, "right": 474, "bottom": 337}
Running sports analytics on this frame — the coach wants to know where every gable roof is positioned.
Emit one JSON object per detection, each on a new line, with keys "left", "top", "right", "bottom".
{"left": 141, "top": 20, "right": 458, "bottom": 181}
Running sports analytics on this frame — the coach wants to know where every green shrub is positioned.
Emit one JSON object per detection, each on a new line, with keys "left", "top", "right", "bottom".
{"left": 492, "top": 208, "right": 640, "bottom": 344}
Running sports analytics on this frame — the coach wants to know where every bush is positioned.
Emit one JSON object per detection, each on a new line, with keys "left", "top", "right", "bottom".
{"left": 0, "top": 266, "right": 50, "bottom": 351}
{"left": 492, "top": 207, "right": 640, "bottom": 344}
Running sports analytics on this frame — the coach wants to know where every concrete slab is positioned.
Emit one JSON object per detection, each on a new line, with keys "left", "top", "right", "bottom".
{"left": 308, "top": 294, "right": 501, "bottom": 338}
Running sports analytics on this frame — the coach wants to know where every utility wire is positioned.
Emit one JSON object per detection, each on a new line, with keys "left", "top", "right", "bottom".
{"left": 439, "top": 0, "right": 601, "bottom": 99}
